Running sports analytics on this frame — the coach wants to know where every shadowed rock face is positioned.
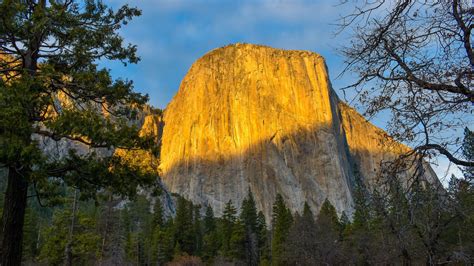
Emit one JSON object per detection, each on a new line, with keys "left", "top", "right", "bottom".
{"left": 158, "top": 43, "right": 438, "bottom": 220}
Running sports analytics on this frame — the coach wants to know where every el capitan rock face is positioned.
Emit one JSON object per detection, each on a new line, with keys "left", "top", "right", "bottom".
{"left": 158, "top": 43, "right": 437, "bottom": 219}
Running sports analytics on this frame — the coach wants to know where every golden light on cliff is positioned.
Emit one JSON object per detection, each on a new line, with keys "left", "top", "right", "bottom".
{"left": 154, "top": 44, "right": 431, "bottom": 218}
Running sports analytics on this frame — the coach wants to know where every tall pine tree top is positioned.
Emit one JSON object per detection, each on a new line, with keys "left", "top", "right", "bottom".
{"left": 240, "top": 188, "right": 258, "bottom": 231}
{"left": 317, "top": 199, "right": 341, "bottom": 232}
{"left": 271, "top": 194, "right": 292, "bottom": 229}
{"left": 223, "top": 200, "right": 237, "bottom": 224}
{"left": 271, "top": 194, "right": 293, "bottom": 266}
{"left": 302, "top": 202, "right": 313, "bottom": 220}
{"left": 203, "top": 205, "right": 216, "bottom": 234}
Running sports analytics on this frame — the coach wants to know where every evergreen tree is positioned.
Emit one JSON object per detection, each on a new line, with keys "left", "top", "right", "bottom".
{"left": 221, "top": 200, "right": 237, "bottom": 256}
{"left": 256, "top": 211, "right": 270, "bottom": 265}
{"left": 344, "top": 177, "right": 373, "bottom": 263}
{"left": 302, "top": 202, "right": 312, "bottom": 220}
{"left": 192, "top": 205, "right": 203, "bottom": 256}
{"left": 315, "top": 199, "right": 342, "bottom": 264}
{"left": 229, "top": 219, "right": 246, "bottom": 262}
{"left": 339, "top": 211, "right": 350, "bottom": 237}
{"left": 409, "top": 179, "right": 452, "bottom": 264}
{"left": 203, "top": 205, "right": 216, "bottom": 234}
{"left": 352, "top": 176, "right": 370, "bottom": 230}
{"left": 462, "top": 128, "right": 474, "bottom": 182}
{"left": 285, "top": 203, "right": 317, "bottom": 264}
{"left": 102, "top": 206, "right": 127, "bottom": 265}
{"left": 153, "top": 198, "right": 165, "bottom": 229}
{"left": 96, "top": 191, "right": 118, "bottom": 263}
{"left": 423, "top": 129, "right": 474, "bottom": 263}
{"left": 447, "top": 174, "right": 474, "bottom": 262}
{"left": 223, "top": 200, "right": 237, "bottom": 224}
{"left": 151, "top": 219, "right": 175, "bottom": 265}
{"left": 453, "top": 129, "right": 474, "bottom": 259}
{"left": 146, "top": 198, "right": 167, "bottom": 264}
{"left": 0, "top": 1, "right": 157, "bottom": 263}
{"left": 38, "top": 205, "right": 100, "bottom": 265}
{"left": 126, "top": 195, "right": 155, "bottom": 264}
{"left": 318, "top": 199, "right": 340, "bottom": 231}
{"left": 384, "top": 178, "right": 417, "bottom": 264}
{"left": 174, "top": 197, "right": 195, "bottom": 255}
{"left": 22, "top": 204, "right": 41, "bottom": 263}
{"left": 240, "top": 188, "right": 259, "bottom": 265}
{"left": 240, "top": 188, "right": 258, "bottom": 231}
{"left": 202, "top": 206, "right": 219, "bottom": 262}
{"left": 271, "top": 194, "right": 293, "bottom": 266}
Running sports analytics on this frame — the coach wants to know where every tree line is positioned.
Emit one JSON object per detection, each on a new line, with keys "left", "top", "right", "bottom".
{"left": 1, "top": 128, "right": 472, "bottom": 265}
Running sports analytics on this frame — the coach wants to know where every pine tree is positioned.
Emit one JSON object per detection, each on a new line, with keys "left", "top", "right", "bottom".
{"left": 227, "top": 218, "right": 246, "bottom": 262}
{"left": 153, "top": 198, "right": 165, "bottom": 229}
{"left": 384, "top": 177, "right": 416, "bottom": 264}
{"left": 271, "top": 194, "right": 293, "bottom": 266}
{"left": 352, "top": 177, "right": 370, "bottom": 230}
{"left": 174, "top": 197, "right": 194, "bottom": 255}
{"left": 151, "top": 218, "right": 175, "bottom": 265}
{"left": 118, "top": 195, "right": 161, "bottom": 264}
{"left": 447, "top": 174, "right": 474, "bottom": 262}
{"left": 202, "top": 205, "right": 219, "bottom": 262}
{"left": 315, "top": 199, "right": 342, "bottom": 264}
{"left": 462, "top": 128, "right": 474, "bottom": 182}
{"left": 0, "top": 1, "right": 157, "bottom": 263}
{"left": 256, "top": 211, "right": 270, "bottom": 265}
{"left": 192, "top": 205, "right": 203, "bottom": 256}
{"left": 203, "top": 205, "right": 216, "bottom": 234}
{"left": 221, "top": 200, "right": 237, "bottom": 255}
{"left": 97, "top": 192, "right": 116, "bottom": 263}
{"left": 240, "top": 188, "right": 258, "bottom": 231}
{"left": 103, "top": 206, "right": 127, "bottom": 265}
{"left": 302, "top": 202, "right": 313, "bottom": 220}
{"left": 339, "top": 211, "right": 350, "bottom": 239}
{"left": 284, "top": 213, "right": 319, "bottom": 265}
{"left": 285, "top": 203, "right": 317, "bottom": 264}
{"left": 455, "top": 129, "right": 474, "bottom": 259}
{"left": 38, "top": 204, "right": 101, "bottom": 265}
{"left": 22, "top": 203, "right": 41, "bottom": 262}
{"left": 345, "top": 175, "right": 372, "bottom": 264}
{"left": 433, "top": 129, "right": 474, "bottom": 263}
{"left": 318, "top": 199, "right": 340, "bottom": 230}
{"left": 240, "top": 188, "right": 259, "bottom": 265}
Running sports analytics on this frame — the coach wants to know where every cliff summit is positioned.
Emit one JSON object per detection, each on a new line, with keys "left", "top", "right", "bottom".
{"left": 157, "top": 43, "right": 436, "bottom": 219}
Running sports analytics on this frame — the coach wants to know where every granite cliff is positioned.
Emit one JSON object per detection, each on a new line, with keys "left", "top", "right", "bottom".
{"left": 28, "top": 44, "right": 437, "bottom": 220}
{"left": 158, "top": 43, "right": 438, "bottom": 219}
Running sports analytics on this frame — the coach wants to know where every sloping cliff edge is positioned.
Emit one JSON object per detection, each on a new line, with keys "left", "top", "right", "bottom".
{"left": 156, "top": 43, "right": 439, "bottom": 220}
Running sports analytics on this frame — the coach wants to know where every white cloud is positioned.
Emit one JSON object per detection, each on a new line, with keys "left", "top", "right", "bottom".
{"left": 104, "top": 1, "right": 469, "bottom": 185}
{"left": 105, "top": 0, "right": 357, "bottom": 108}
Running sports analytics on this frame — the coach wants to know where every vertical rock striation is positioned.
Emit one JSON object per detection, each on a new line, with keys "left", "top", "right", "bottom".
{"left": 159, "top": 43, "right": 373, "bottom": 219}
{"left": 159, "top": 44, "right": 439, "bottom": 219}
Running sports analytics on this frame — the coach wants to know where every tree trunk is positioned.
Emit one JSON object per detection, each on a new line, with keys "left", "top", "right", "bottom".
{"left": 64, "top": 189, "right": 78, "bottom": 266}
{"left": 1, "top": 167, "right": 29, "bottom": 266}
{"left": 1, "top": 2, "right": 42, "bottom": 265}
{"left": 99, "top": 192, "right": 113, "bottom": 264}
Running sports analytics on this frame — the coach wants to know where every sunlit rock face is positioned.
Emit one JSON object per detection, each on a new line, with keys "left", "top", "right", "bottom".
{"left": 159, "top": 43, "right": 438, "bottom": 220}
{"left": 338, "top": 103, "right": 412, "bottom": 186}
{"left": 160, "top": 43, "right": 358, "bottom": 219}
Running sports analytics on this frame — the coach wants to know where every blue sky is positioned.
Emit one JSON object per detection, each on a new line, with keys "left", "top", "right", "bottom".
{"left": 105, "top": 0, "right": 357, "bottom": 108}
{"left": 103, "top": 0, "right": 462, "bottom": 182}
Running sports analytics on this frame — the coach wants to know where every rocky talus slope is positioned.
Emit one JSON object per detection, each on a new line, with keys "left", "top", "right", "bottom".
{"left": 158, "top": 43, "right": 439, "bottom": 219}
